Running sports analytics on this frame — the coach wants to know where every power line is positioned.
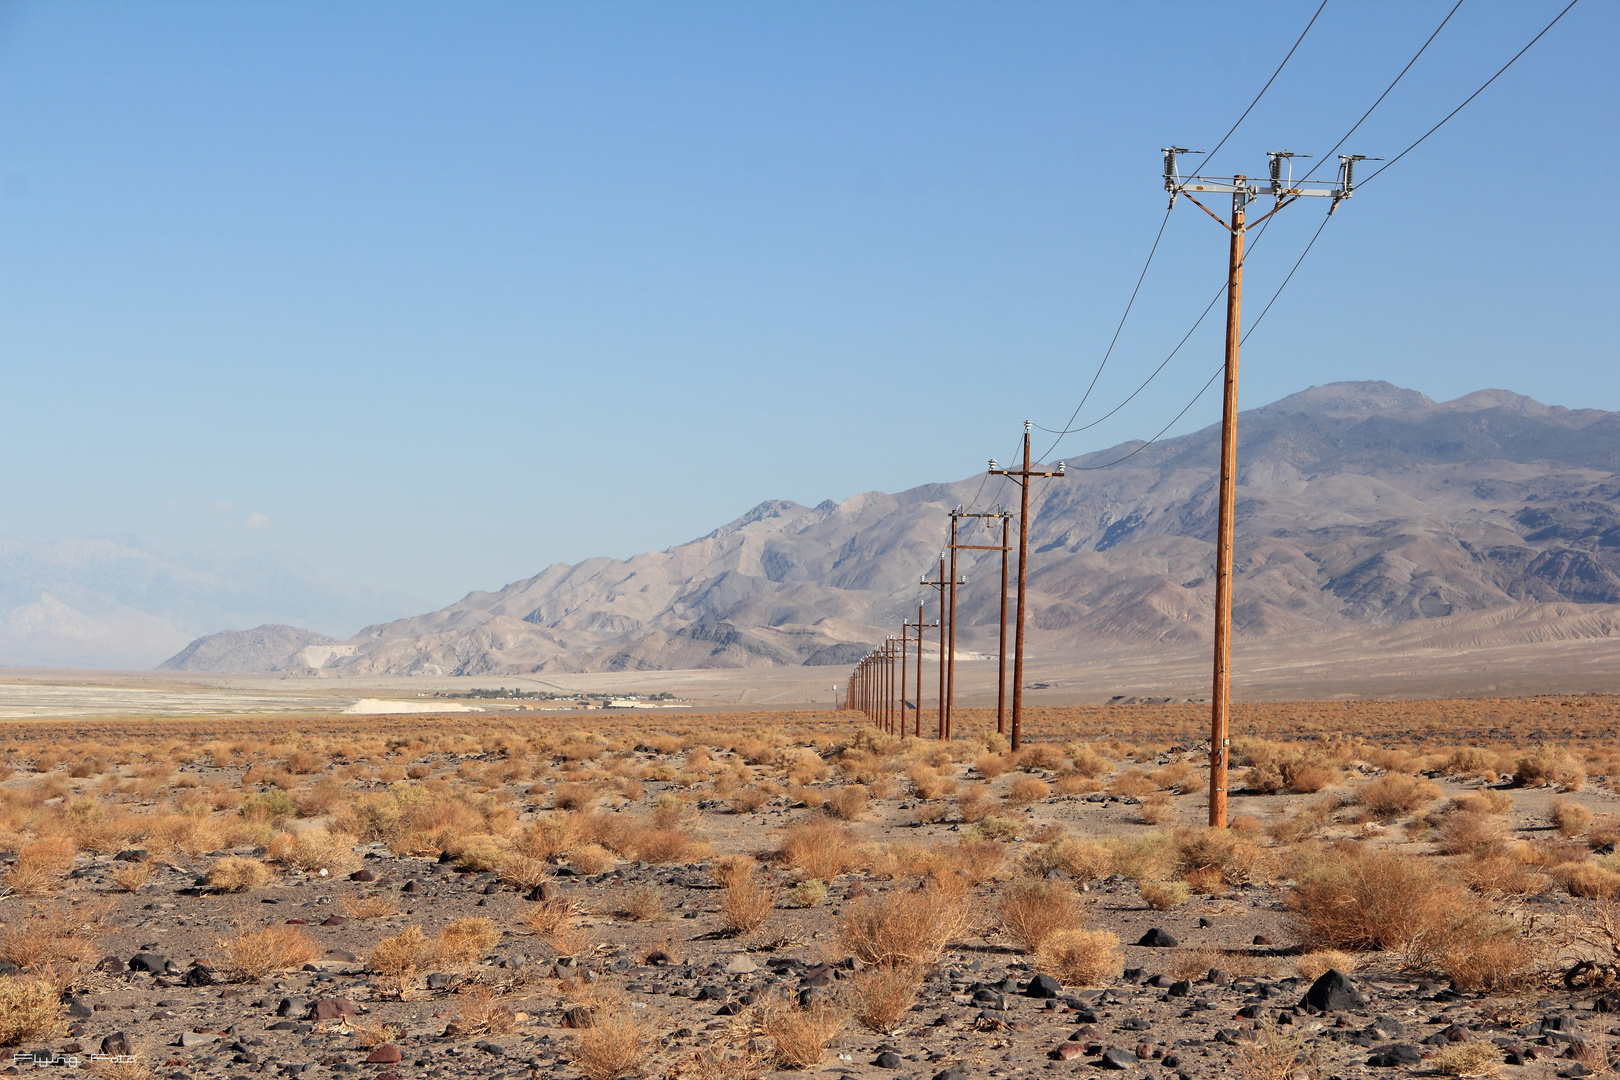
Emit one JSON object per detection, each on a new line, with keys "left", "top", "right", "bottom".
{"left": 1299, "top": 0, "right": 1464, "bottom": 183}
{"left": 1202, "top": 0, "right": 1330, "bottom": 175}
{"left": 1361, "top": 0, "right": 1579, "bottom": 187}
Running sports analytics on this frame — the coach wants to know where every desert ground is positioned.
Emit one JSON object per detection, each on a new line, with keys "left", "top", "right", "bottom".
{"left": 1, "top": 677, "right": 1620, "bottom": 1080}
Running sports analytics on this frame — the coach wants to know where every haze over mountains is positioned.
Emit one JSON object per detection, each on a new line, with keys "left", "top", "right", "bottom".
{"left": 0, "top": 539, "right": 426, "bottom": 669}
{"left": 158, "top": 381, "right": 1620, "bottom": 677}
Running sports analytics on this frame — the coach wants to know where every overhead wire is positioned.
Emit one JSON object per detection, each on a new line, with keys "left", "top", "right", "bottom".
{"left": 1201, "top": 0, "right": 1331, "bottom": 175}
{"left": 1361, "top": 0, "right": 1581, "bottom": 186}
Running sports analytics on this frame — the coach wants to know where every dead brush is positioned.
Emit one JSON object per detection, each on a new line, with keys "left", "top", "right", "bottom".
{"left": 1296, "top": 950, "right": 1359, "bottom": 981}
{"left": 676, "top": 1036, "right": 769, "bottom": 1080}
{"left": 1552, "top": 799, "right": 1595, "bottom": 838}
{"left": 4, "top": 835, "right": 76, "bottom": 895}
{"left": 108, "top": 861, "right": 154, "bottom": 893}
{"left": 1035, "top": 928, "right": 1122, "bottom": 988}
{"left": 618, "top": 882, "right": 667, "bottom": 922}
{"left": 1005, "top": 777, "right": 1050, "bottom": 806}
{"left": 451, "top": 985, "right": 516, "bottom": 1037}
{"left": 571, "top": 1006, "right": 652, "bottom": 1080}
{"left": 0, "top": 974, "right": 67, "bottom": 1046}
{"left": 341, "top": 894, "right": 400, "bottom": 919}
{"left": 369, "top": 925, "right": 429, "bottom": 998}
{"left": 1354, "top": 774, "right": 1442, "bottom": 820}
{"left": 839, "top": 881, "right": 971, "bottom": 967}
{"left": 210, "top": 923, "right": 321, "bottom": 982}
{"left": 997, "top": 878, "right": 1083, "bottom": 953}
{"left": 1233, "top": 1021, "right": 1318, "bottom": 1080}
{"left": 776, "top": 820, "right": 856, "bottom": 881}
{"left": 0, "top": 903, "right": 107, "bottom": 970}
{"left": 204, "top": 856, "right": 274, "bottom": 892}
{"left": 758, "top": 995, "right": 848, "bottom": 1070}
{"left": 824, "top": 785, "right": 868, "bottom": 821}
{"left": 266, "top": 829, "right": 360, "bottom": 875}
{"left": 719, "top": 868, "right": 777, "bottom": 937}
{"left": 844, "top": 962, "right": 925, "bottom": 1033}
{"left": 1163, "top": 948, "right": 1226, "bottom": 982}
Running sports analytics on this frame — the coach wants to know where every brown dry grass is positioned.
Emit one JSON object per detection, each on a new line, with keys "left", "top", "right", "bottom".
{"left": 997, "top": 878, "right": 1083, "bottom": 953}
{"left": 210, "top": 923, "right": 321, "bottom": 982}
{"left": 760, "top": 997, "right": 847, "bottom": 1070}
{"left": 204, "top": 856, "right": 274, "bottom": 892}
{"left": 572, "top": 1009, "right": 651, "bottom": 1080}
{"left": 718, "top": 870, "right": 777, "bottom": 936}
{"left": 1035, "top": 928, "right": 1122, "bottom": 987}
{"left": 845, "top": 962, "right": 924, "bottom": 1033}
{"left": 776, "top": 820, "right": 856, "bottom": 880}
{"left": 0, "top": 975, "right": 67, "bottom": 1045}
{"left": 839, "top": 882, "right": 971, "bottom": 967}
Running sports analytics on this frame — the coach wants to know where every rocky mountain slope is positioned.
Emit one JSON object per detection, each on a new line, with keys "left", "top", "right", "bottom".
{"left": 163, "top": 382, "right": 1620, "bottom": 676}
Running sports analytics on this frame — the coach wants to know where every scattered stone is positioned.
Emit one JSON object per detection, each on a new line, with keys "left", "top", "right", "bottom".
{"left": 320, "top": 916, "right": 350, "bottom": 927}
{"left": 1367, "top": 1044, "right": 1424, "bottom": 1067}
{"left": 1098, "top": 1047, "right": 1137, "bottom": 1070}
{"left": 365, "top": 1046, "right": 402, "bottom": 1064}
{"left": 1051, "top": 1043, "right": 1086, "bottom": 1061}
{"left": 1300, "top": 970, "right": 1367, "bottom": 1013}
{"left": 1137, "top": 928, "right": 1178, "bottom": 948}
{"left": 129, "top": 953, "right": 168, "bottom": 974}
{"left": 101, "top": 1034, "right": 132, "bottom": 1056}
{"left": 1024, "top": 974, "right": 1062, "bottom": 999}
{"left": 562, "top": 1007, "right": 593, "bottom": 1029}
{"left": 1253, "top": 935, "right": 1274, "bottom": 946}
{"left": 401, "top": 880, "right": 420, "bottom": 894}
{"left": 873, "top": 1052, "right": 903, "bottom": 1068}
{"left": 723, "top": 955, "right": 757, "bottom": 975}
{"left": 349, "top": 869, "right": 375, "bottom": 882}
{"left": 277, "top": 999, "right": 310, "bottom": 1018}
{"left": 178, "top": 1033, "right": 219, "bottom": 1049}
{"left": 473, "top": 1042, "right": 505, "bottom": 1056}
{"left": 308, "top": 998, "right": 359, "bottom": 1021}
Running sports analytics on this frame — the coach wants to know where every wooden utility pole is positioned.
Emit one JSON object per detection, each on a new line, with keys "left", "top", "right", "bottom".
{"left": 949, "top": 509, "right": 1012, "bottom": 734}
{"left": 920, "top": 558, "right": 950, "bottom": 739}
{"left": 989, "top": 427, "right": 1065, "bottom": 750}
{"left": 904, "top": 604, "right": 938, "bottom": 739}
{"left": 1162, "top": 147, "right": 1360, "bottom": 826}
{"left": 898, "top": 622, "right": 908, "bottom": 737}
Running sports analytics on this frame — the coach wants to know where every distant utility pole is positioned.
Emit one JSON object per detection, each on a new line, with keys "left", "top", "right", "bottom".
{"left": 950, "top": 508, "right": 1013, "bottom": 735}
{"left": 1163, "top": 146, "right": 1364, "bottom": 827}
{"left": 989, "top": 423, "right": 1066, "bottom": 751}
{"left": 904, "top": 604, "right": 939, "bottom": 739}
{"left": 920, "top": 557, "right": 950, "bottom": 739}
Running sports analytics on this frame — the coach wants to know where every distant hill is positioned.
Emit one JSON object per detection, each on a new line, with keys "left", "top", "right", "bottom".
{"left": 160, "top": 382, "right": 1620, "bottom": 676}
{"left": 0, "top": 538, "right": 427, "bottom": 669}
{"left": 159, "top": 624, "right": 338, "bottom": 673}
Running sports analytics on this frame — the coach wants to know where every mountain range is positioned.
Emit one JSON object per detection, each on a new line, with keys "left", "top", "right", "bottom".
{"left": 158, "top": 381, "right": 1620, "bottom": 677}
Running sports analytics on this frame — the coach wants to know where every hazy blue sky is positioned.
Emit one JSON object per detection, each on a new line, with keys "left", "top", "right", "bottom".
{"left": 1, "top": 0, "right": 1613, "bottom": 608}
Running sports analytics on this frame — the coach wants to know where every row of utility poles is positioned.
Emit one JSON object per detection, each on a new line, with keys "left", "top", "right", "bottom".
{"left": 851, "top": 148, "right": 1367, "bottom": 829}
{"left": 843, "top": 426, "right": 1066, "bottom": 751}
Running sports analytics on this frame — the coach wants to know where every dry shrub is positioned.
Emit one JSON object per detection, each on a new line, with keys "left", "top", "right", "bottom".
{"left": 619, "top": 882, "right": 667, "bottom": 921}
{"left": 730, "top": 787, "right": 768, "bottom": 814}
{"left": 845, "top": 963, "right": 923, "bottom": 1033}
{"left": 211, "top": 923, "right": 321, "bottom": 982}
{"left": 1035, "top": 928, "right": 1122, "bottom": 987}
{"left": 83, "top": 1054, "right": 153, "bottom": 1080}
{"left": 839, "top": 882, "right": 970, "bottom": 967}
{"left": 1137, "top": 791, "right": 1174, "bottom": 825}
{"left": 1005, "top": 777, "right": 1050, "bottom": 806}
{"left": 109, "top": 861, "right": 154, "bottom": 893}
{"left": 1440, "top": 916, "right": 1538, "bottom": 993}
{"left": 1140, "top": 880, "right": 1190, "bottom": 910}
{"left": 454, "top": 985, "right": 516, "bottom": 1037}
{"left": 1287, "top": 764, "right": 1338, "bottom": 794}
{"left": 678, "top": 1037, "right": 769, "bottom": 1080}
{"left": 1163, "top": 948, "right": 1225, "bottom": 981}
{"left": 1549, "top": 861, "right": 1620, "bottom": 898}
{"left": 907, "top": 765, "right": 957, "bottom": 801}
{"left": 719, "top": 871, "right": 777, "bottom": 936}
{"left": 1452, "top": 789, "right": 1514, "bottom": 815}
{"left": 267, "top": 829, "right": 360, "bottom": 874}
{"left": 1429, "top": 1041, "right": 1501, "bottom": 1077}
{"left": 1516, "top": 747, "right": 1585, "bottom": 790}
{"left": 1233, "top": 1022, "right": 1317, "bottom": 1080}
{"left": 570, "top": 843, "right": 615, "bottom": 875}
{"left": 5, "top": 836, "right": 76, "bottom": 895}
{"left": 0, "top": 975, "right": 66, "bottom": 1045}
{"left": 1030, "top": 836, "right": 1113, "bottom": 881}
{"left": 777, "top": 820, "right": 856, "bottom": 881}
{"left": 997, "top": 878, "right": 1083, "bottom": 953}
{"left": 1052, "top": 772, "right": 1104, "bottom": 795}
{"left": 1551, "top": 799, "right": 1594, "bottom": 838}
{"left": 370, "top": 925, "right": 429, "bottom": 997}
{"left": 1287, "top": 846, "right": 1459, "bottom": 954}
{"left": 788, "top": 784, "right": 826, "bottom": 809}
{"left": 1355, "top": 774, "right": 1442, "bottom": 819}
{"left": 1436, "top": 811, "right": 1508, "bottom": 856}
{"left": 976, "top": 752, "right": 1013, "bottom": 779}
{"left": 572, "top": 1009, "right": 651, "bottom": 1080}
{"left": 1460, "top": 854, "right": 1550, "bottom": 896}
{"left": 0, "top": 903, "right": 107, "bottom": 970}
{"left": 1110, "top": 767, "right": 1155, "bottom": 798}
{"left": 955, "top": 785, "right": 989, "bottom": 823}
{"left": 760, "top": 998, "right": 847, "bottom": 1070}
{"left": 1296, "top": 950, "right": 1359, "bottom": 981}
{"left": 432, "top": 917, "right": 499, "bottom": 967}
{"left": 205, "top": 856, "right": 274, "bottom": 892}
{"left": 825, "top": 785, "right": 868, "bottom": 821}
{"left": 342, "top": 894, "right": 401, "bottom": 919}
{"left": 955, "top": 838, "right": 1006, "bottom": 884}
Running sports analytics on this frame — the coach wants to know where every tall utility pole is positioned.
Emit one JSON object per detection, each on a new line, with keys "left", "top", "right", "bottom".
{"left": 949, "top": 509, "right": 1013, "bottom": 734}
{"left": 989, "top": 424, "right": 1066, "bottom": 750}
{"left": 898, "top": 621, "right": 909, "bottom": 737}
{"left": 1163, "top": 146, "right": 1363, "bottom": 826}
{"left": 920, "top": 558, "right": 949, "bottom": 739}
{"left": 904, "top": 604, "right": 938, "bottom": 739}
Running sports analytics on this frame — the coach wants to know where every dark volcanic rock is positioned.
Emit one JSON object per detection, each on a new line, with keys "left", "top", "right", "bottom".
{"left": 1137, "top": 928, "right": 1178, "bottom": 948}
{"left": 1300, "top": 970, "right": 1367, "bottom": 1012}
{"left": 1367, "top": 1044, "right": 1424, "bottom": 1067}
{"left": 1024, "top": 974, "right": 1062, "bottom": 998}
